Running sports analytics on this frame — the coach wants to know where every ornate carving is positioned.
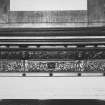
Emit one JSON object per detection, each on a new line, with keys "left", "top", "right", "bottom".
{"left": 0, "top": 60, "right": 24, "bottom": 72}
{"left": 0, "top": 51, "right": 23, "bottom": 59}
{"left": 25, "top": 61, "right": 48, "bottom": 72}
{"left": 25, "top": 51, "right": 76, "bottom": 60}
{"left": 0, "top": 49, "right": 105, "bottom": 73}
{"left": 25, "top": 60, "right": 105, "bottom": 72}
{"left": 25, "top": 61, "right": 80, "bottom": 72}
{"left": 0, "top": 60, "right": 105, "bottom": 72}
{"left": 1, "top": 50, "right": 105, "bottom": 60}
{"left": 84, "top": 60, "right": 105, "bottom": 72}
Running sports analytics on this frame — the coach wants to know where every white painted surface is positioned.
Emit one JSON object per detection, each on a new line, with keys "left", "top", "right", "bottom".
{"left": 0, "top": 77, "right": 105, "bottom": 99}
{"left": 10, "top": 0, "right": 87, "bottom": 11}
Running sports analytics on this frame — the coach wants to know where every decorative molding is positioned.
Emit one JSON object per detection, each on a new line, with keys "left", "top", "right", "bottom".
{"left": 0, "top": 60, "right": 105, "bottom": 73}
{"left": 1, "top": 50, "right": 105, "bottom": 60}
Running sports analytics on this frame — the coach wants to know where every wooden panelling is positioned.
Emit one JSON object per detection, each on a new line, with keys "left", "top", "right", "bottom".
{"left": 8, "top": 11, "right": 87, "bottom": 23}
{"left": 88, "top": 0, "right": 105, "bottom": 23}
{"left": 0, "top": 0, "right": 9, "bottom": 23}
{"left": 0, "top": 0, "right": 105, "bottom": 27}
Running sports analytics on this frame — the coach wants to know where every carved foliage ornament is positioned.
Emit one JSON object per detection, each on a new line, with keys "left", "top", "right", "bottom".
{"left": 0, "top": 60, "right": 105, "bottom": 73}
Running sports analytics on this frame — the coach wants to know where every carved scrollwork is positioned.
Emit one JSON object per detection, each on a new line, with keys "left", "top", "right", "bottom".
{"left": 25, "top": 61, "right": 48, "bottom": 72}
{"left": 0, "top": 49, "right": 105, "bottom": 73}
{"left": 84, "top": 60, "right": 105, "bottom": 72}
{"left": 0, "top": 60, "right": 24, "bottom": 72}
{"left": 0, "top": 60, "right": 105, "bottom": 72}
{"left": 1, "top": 50, "right": 105, "bottom": 60}
{"left": 55, "top": 61, "right": 79, "bottom": 72}
{"left": 25, "top": 60, "right": 105, "bottom": 72}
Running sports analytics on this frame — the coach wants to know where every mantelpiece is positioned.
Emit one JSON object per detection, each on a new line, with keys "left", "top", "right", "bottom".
{"left": 0, "top": 0, "right": 105, "bottom": 77}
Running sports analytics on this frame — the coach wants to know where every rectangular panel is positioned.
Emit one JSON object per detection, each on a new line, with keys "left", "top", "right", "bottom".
{"left": 10, "top": 0, "right": 87, "bottom": 11}
{"left": 0, "top": 60, "right": 24, "bottom": 72}
{"left": 9, "top": 11, "right": 87, "bottom": 23}
{"left": 88, "top": 0, "right": 105, "bottom": 22}
{"left": 0, "top": 0, "right": 9, "bottom": 23}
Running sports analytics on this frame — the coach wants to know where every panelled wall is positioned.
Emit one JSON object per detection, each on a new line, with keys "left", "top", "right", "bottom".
{"left": 0, "top": 0, "right": 105, "bottom": 26}
{"left": 0, "top": 0, "right": 105, "bottom": 100}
